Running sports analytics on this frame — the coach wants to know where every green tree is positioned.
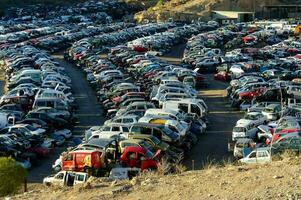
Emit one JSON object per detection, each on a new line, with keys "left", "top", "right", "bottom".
{"left": 0, "top": 157, "right": 28, "bottom": 197}
{"left": 156, "top": 0, "right": 165, "bottom": 7}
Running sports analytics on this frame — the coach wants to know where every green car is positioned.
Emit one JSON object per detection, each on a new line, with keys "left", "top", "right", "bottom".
{"left": 272, "top": 137, "right": 301, "bottom": 154}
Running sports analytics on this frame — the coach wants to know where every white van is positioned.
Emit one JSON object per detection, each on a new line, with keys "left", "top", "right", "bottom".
{"left": 162, "top": 98, "right": 208, "bottom": 118}
{"left": 43, "top": 171, "right": 89, "bottom": 186}
{"left": 232, "top": 123, "right": 258, "bottom": 141}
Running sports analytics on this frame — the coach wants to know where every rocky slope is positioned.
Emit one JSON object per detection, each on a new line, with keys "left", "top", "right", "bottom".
{"left": 134, "top": 0, "right": 301, "bottom": 22}
{"left": 12, "top": 158, "right": 301, "bottom": 200}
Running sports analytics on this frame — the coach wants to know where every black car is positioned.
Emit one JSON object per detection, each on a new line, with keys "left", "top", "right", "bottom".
{"left": 18, "top": 118, "right": 50, "bottom": 132}
{"left": 25, "top": 112, "right": 71, "bottom": 130}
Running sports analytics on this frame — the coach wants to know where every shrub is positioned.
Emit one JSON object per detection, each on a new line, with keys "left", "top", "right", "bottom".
{"left": 0, "top": 157, "right": 28, "bottom": 197}
{"left": 156, "top": 0, "right": 165, "bottom": 7}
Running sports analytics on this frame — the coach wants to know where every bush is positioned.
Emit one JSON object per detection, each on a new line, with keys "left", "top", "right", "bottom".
{"left": 0, "top": 157, "right": 28, "bottom": 197}
{"left": 156, "top": 0, "right": 165, "bottom": 7}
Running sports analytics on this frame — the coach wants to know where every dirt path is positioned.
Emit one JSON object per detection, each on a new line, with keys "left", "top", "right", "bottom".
{"left": 28, "top": 54, "right": 104, "bottom": 183}
{"left": 184, "top": 74, "right": 243, "bottom": 169}
{"left": 52, "top": 54, "right": 104, "bottom": 135}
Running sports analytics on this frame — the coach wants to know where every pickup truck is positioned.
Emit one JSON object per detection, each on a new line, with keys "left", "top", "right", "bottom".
{"left": 43, "top": 171, "right": 89, "bottom": 186}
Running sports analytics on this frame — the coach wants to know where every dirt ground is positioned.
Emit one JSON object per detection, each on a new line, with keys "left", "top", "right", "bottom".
{"left": 11, "top": 157, "right": 301, "bottom": 200}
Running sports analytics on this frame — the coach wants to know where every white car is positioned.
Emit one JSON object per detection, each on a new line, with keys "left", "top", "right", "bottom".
{"left": 239, "top": 148, "right": 271, "bottom": 164}
{"left": 10, "top": 124, "right": 46, "bottom": 136}
{"left": 262, "top": 104, "right": 282, "bottom": 121}
{"left": 43, "top": 171, "right": 89, "bottom": 187}
{"left": 89, "top": 131, "right": 128, "bottom": 140}
{"left": 104, "top": 114, "right": 140, "bottom": 126}
{"left": 236, "top": 112, "right": 267, "bottom": 127}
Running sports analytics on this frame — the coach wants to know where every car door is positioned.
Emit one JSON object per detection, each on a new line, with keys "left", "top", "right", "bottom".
{"left": 126, "top": 151, "right": 138, "bottom": 167}
{"left": 53, "top": 172, "right": 66, "bottom": 186}
{"left": 247, "top": 125, "right": 258, "bottom": 139}
{"left": 256, "top": 151, "right": 270, "bottom": 163}
{"left": 245, "top": 151, "right": 257, "bottom": 163}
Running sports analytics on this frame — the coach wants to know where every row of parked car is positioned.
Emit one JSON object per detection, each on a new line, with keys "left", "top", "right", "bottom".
{"left": 69, "top": 23, "right": 176, "bottom": 61}
{"left": 182, "top": 22, "right": 296, "bottom": 73}
{"left": 0, "top": 44, "right": 79, "bottom": 169}
{"left": 32, "top": 22, "right": 134, "bottom": 53}
{"left": 127, "top": 22, "right": 218, "bottom": 54}
{"left": 199, "top": 22, "right": 301, "bottom": 164}
{"left": 3, "top": 0, "right": 132, "bottom": 22}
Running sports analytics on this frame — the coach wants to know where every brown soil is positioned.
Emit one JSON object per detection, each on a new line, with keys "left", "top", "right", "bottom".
{"left": 11, "top": 158, "right": 301, "bottom": 200}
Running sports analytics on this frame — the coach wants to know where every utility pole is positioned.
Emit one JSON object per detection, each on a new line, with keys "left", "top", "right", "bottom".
{"left": 253, "top": 0, "right": 256, "bottom": 17}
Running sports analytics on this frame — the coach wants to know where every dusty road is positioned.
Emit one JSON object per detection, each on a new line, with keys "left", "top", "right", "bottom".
{"left": 184, "top": 75, "right": 243, "bottom": 169}
{"left": 159, "top": 45, "right": 244, "bottom": 169}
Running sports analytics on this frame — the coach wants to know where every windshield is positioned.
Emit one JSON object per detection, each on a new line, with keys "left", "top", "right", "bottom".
{"left": 160, "top": 127, "right": 178, "bottom": 140}
{"left": 140, "top": 141, "right": 153, "bottom": 150}
{"left": 263, "top": 108, "right": 274, "bottom": 113}
{"left": 233, "top": 126, "right": 246, "bottom": 132}
{"left": 244, "top": 114, "right": 256, "bottom": 120}
{"left": 151, "top": 136, "right": 161, "bottom": 145}
{"left": 25, "top": 124, "right": 37, "bottom": 131}
{"left": 145, "top": 149, "right": 154, "bottom": 158}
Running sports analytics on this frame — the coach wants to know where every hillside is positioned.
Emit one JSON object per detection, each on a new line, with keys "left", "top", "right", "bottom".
{"left": 134, "top": 0, "right": 301, "bottom": 22}
{"left": 12, "top": 158, "right": 301, "bottom": 200}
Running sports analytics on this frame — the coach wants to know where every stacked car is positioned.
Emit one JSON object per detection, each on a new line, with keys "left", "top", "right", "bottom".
{"left": 57, "top": 28, "right": 212, "bottom": 175}
{"left": 205, "top": 23, "right": 301, "bottom": 163}
{"left": 127, "top": 22, "right": 218, "bottom": 54}
{"left": 0, "top": 45, "right": 76, "bottom": 169}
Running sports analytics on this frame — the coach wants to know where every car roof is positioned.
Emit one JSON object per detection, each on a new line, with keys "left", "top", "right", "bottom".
{"left": 131, "top": 122, "right": 163, "bottom": 128}
{"left": 84, "top": 138, "right": 115, "bottom": 147}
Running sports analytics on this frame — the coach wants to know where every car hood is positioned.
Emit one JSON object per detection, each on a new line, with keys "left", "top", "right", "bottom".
{"left": 32, "top": 128, "right": 46, "bottom": 135}
{"left": 258, "top": 125, "right": 270, "bottom": 133}
{"left": 236, "top": 119, "right": 253, "bottom": 126}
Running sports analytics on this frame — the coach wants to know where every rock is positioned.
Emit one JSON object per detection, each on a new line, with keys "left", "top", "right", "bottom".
{"left": 273, "top": 175, "right": 284, "bottom": 179}
{"left": 83, "top": 182, "right": 92, "bottom": 189}
{"left": 237, "top": 167, "right": 248, "bottom": 172}
{"left": 141, "top": 178, "right": 151, "bottom": 186}
{"left": 208, "top": 194, "right": 213, "bottom": 197}
{"left": 130, "top": 177, "right": 139, "bottom": 186}
{"left": 110, "top": 180, "right": 118, "bottom": 187}
{"left": 111, "top": 184, "right": 132, "bottom": 195}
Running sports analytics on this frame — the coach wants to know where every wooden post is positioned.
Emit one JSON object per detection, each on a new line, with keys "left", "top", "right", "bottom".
{"left": 24, "top": 178, "right": 27, "bottom": 192}
{"left": 192, "top": 160, "right": 195, "bottom": 170}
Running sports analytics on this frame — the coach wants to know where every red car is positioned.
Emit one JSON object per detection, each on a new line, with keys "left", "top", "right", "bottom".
{"left": 112, "top": 92, "right": 146, "bottom": 105}
{"left": 120, "top": 146, "right": 161, "bottom": 171}
{"left": 214, "top": 71, "right": 231, "bottom": 82}
{"left": 294, "top": 54, "right": 301, "bottom": 59}
{"left": 239, "top": 87, "right": 266, "bottom": 101}
{"left": 133, "top": 46, "right": 149, "bottom": 52}
{"left": 270, "top": 128, "right": 301, "bottom": 143}
{"left": 242, "top": 36, "right": 257, "bottom": 45}
{"left": 27, "top": 146, "right": 49, "bottom": 157}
